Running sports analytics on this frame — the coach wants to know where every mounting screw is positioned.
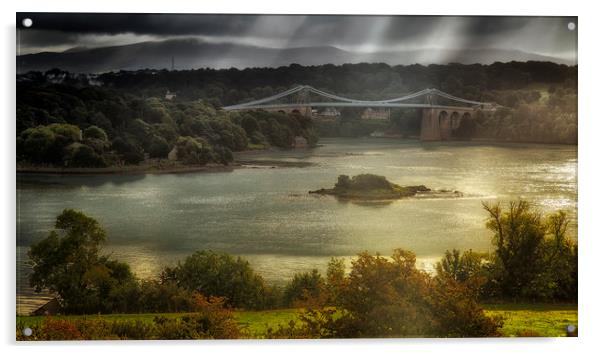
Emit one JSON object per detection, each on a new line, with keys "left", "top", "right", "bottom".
{"left": 22, "top": 18, "right": 33, "bottom": 28}
{"left": 22, "top": 327, "right": 32, "bottom": 336}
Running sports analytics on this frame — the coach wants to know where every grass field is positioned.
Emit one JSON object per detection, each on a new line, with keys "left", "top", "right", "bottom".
{"left": 483, "top": 303, "right": 578, "bottom": 337}
{"left": 16, "top": 303, "right": 577, "bottom": 338}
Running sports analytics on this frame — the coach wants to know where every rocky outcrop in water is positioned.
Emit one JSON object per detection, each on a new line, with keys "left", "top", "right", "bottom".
{"left": 310, "top": 174, "right": 461, "bottom": 200}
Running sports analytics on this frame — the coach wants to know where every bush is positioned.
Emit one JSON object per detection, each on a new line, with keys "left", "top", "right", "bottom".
{"left": 41, "top": 317, "right": 83, "bottom": 340}
{"left": 428, "top": 276, "right": 503, "bottom": 337}
{"left": 75, "top": 318, "right": 116, "bottom": 340}
{"left": 154, "top": 295, "right": 240, "bottom": 339}
{"left": 111, "top": 319, "right": 156, "bottom": 340}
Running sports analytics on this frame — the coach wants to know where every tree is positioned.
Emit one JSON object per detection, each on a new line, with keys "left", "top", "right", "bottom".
{"left": 83, "top": 125, "right": 108, "bottom": 141}
{"left": 111, "top": 136, "right": 145, "bottom": 164}
{"left": 175, "top": 136, "right": 214, "bottom": 165}
{"left": 18, "top": 123, "right": 81, "bottom": 165}
{"left": 435, "top": 249, "right": 488, "bottom": 293}
{"left": 325, "top": 258, "right": 346, "bottom": 305}
{"left": 283, "top": 269, "right": 325, "bottom": 307}
{"left": 281, "top": 249, "right": 501, "bottom": 338}
{"left": 428, "top": 276, "right": 503, "bottom": 337}
{"left": 166, "top": 250, "right": 268, "bottom": 309}
{"left": 64, "top": 143, "right": 107, "bottom": 168}
{"left": 28, "top": 209, "right": 136, "bottom": 314}
{"left": 331, "top": 250, "right": 433, "bottom": 337}
{"left": 482, "top": 201, "right": 577, "bottom": 300}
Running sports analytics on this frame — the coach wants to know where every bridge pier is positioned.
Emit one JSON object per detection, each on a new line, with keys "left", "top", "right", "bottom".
{"left": 420, "top": 108, "right": 442, "bottom": 141}
{"left": 420, "top": 107, "right": 475, "bottom": 141}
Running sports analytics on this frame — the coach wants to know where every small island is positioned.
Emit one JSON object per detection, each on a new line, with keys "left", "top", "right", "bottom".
{"left": 309, "top": 174, "right": 436, "bottom": 200}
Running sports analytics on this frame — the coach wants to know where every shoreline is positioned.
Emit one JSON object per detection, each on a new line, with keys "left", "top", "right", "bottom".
{"left": 16, "top": 163, "right": 239, "bottom": 176}
{"left": 16, "top": 137, "right": 577, "bottom": 176}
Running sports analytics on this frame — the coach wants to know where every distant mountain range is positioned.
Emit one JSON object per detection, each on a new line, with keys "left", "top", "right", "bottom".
{"left": 17, "top": 38, "right": 573, "bottom": 73}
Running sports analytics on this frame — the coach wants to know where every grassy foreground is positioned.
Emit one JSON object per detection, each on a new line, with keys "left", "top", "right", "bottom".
{"left": 16, "top": 303, "right": 577, "bottom": 338}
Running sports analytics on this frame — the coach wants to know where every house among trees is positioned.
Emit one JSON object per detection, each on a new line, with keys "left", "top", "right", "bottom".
{"left": 315, "top": 107, "right": 340, "bottom": 119}
{"left": 31, "top": 298, "right": 61, "bottom": 316}
{"left": 165, "top": 90, "right": 177, "bottom": 101}
{"left": 361, "top": 108, "right": 390, "bottom": 120}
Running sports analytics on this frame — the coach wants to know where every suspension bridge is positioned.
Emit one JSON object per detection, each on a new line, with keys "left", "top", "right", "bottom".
{"left": 223, "top": 85, "right": 498, "bottom": 141}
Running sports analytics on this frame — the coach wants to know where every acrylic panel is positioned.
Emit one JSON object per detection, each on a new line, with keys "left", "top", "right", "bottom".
{"left": 16, "top": 13, "right": 578, "bottom": 340}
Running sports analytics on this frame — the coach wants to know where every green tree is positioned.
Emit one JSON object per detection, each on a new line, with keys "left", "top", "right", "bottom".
{"left": 283, "top": 269, "right": 325, "bottom": 307}
{"left": 166, "top": 250, "right": 268, "bottom": 309}
{"left": 28, "top": 209, "right": 136, "bottom": 314}
{"left": 83, "top": 125, "right": 108, "bottom": 141}
{"left": 175, "top": 136, "right": 214, "bottom": 165}
{"left": 64, "top": 143, "right": 107, "bottom": 168}
{"left": 325, "top": 257, "right": 346, "bottom": 305}
{"left": 280, "top": 249, "right": 501, "bottom": 338}
{"left": 482, "top": 201, "right": 577, "bottom": 300}
{"left": 435, "top": 249, "right": 488, "bottom": 294}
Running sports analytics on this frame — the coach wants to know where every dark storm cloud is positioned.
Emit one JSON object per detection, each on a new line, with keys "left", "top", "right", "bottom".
{"left": 16, "top": 13, "right": 577, "bottom": 61}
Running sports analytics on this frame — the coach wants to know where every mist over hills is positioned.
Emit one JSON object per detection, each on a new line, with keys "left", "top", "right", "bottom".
{"left": 17, "top": 38, "right": 572, "bottom": 73}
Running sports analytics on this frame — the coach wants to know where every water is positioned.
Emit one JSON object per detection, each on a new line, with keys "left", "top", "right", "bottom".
{"left": 16, "top": 138, "right": 577, "bottom": 314}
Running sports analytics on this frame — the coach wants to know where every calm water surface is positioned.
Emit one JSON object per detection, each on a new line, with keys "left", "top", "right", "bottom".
{"left": 16, "top": 138, "right": 577, "bottom": 313}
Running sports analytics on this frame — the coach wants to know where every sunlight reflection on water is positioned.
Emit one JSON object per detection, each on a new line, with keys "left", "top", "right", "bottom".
{"left": 16, "top": 138, "right": 577, "bottom": 314}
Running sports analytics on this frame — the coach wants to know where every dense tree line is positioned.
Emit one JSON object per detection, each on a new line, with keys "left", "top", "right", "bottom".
{"left": 17, "top": 62, "right": 576, "bottom": 161}
{"left": 17, "top": 82, "right": 318, "bottom": 168}
{"left": 92, "top": 61, "right": 576, "bottom": 145}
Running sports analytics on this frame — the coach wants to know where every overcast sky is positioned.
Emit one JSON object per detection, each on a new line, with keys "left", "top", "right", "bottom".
{"left": 16, "top": 13, "right": 577, "bottom": 62}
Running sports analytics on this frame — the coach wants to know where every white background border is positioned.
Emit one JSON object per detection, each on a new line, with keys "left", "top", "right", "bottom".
{"left": 2, "top": 1, "right": 600, "bottom": 353}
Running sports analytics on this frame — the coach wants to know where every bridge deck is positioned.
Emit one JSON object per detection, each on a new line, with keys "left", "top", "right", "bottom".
{"left": 223, "top": 85, "right": 496, "bottom": 111}
{"left": 224, "top": 102, "right": 481, "bottom": 111}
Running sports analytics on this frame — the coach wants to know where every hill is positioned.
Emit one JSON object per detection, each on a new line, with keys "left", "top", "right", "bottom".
{"left": 17, "top": 38, "right": 572, "bottom": 73}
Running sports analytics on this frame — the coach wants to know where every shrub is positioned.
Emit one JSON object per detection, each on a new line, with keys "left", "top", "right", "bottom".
{"left": 41, "top": 317, "right": 83, "bottom": 340}
{"left": 265, "top": 309, "right": 339, "bottom": 339}
{"left": 154, "top": 295, "right": 240, "bottom": 339}
{"left": 74, "top": 318, "right": 115, "bottom": 340}
{"left": 111, "top": 319, "right": 156, "bottom": 340}
{"left": 428, "top": 276, "right": 503, "bottom": 337}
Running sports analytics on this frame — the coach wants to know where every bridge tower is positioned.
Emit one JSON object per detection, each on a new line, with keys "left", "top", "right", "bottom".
{"left": 420, "top": 91, "right": 441, "bottom": 141}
